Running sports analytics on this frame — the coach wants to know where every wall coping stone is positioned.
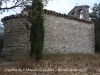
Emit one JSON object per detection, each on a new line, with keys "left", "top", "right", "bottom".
{"left": 1, "top": 5, "right": 93, "bottom": 24}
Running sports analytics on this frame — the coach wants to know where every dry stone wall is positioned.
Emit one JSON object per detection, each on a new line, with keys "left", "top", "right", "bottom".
{"left": 1, "top": 13, "right": 94, "bottom": 55}
{"left": 1, "top": 18, "right": 30, "bottom": 55}
{"left": 43, "top": 15, "right": 94, "bottom": 53}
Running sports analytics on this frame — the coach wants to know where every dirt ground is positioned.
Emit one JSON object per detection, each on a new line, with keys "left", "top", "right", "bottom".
{"left": 0, "top": 53, "right": 100, "bottom": 75}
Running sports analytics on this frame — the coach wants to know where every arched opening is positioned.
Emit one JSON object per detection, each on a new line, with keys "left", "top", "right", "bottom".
{"left": 71, "top": 12, "right": 75, "bottom": 15}
{"left": 71, "top": 12, "right": 76, "bottom": 17}
{"left": 78, "top": 9, "right": 83, "bottom": 19}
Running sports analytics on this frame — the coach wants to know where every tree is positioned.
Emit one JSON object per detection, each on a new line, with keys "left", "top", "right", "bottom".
{"left": 27, "top": 0, "right": 44, "bottom": 61}
{"left": 0, "top": 0, "right": 48, "bottom": 60}
{"left": 0, "top": 0, "right": 32, "bottom": 13}
{"left": 89, "top": 3, "right": 100, "bottom": 53}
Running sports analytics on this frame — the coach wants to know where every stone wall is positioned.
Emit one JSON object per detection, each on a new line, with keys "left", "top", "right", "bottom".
{"left": 1, "top": 10, "right": 95, "bottom": 55}
{"left": 43, "top": 15, "right": 94, "bottom": 53}
{"left": 1, "top": 18, "right": 30, "bottom": 55}
{"left": 68, "top": 5, "right": 89, "bottom": 21}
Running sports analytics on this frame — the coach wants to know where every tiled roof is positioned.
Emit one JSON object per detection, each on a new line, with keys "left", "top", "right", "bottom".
{"left": 1, "top": 6, "right": 93, "bottom": 24}
{"left": 43, "top": 9, "right": 92, "bottom": 24}
{"left": 1, "top": 14, "right": 27, "bottom": 22}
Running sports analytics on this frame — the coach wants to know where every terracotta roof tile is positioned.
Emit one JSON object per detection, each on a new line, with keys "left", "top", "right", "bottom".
{"left": 1, "top": 6, "right": 93, "bottom": 24}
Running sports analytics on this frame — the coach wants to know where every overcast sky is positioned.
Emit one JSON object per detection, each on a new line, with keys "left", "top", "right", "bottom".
{"left": 44, "top": 0, "right": 99, "bottom": 14}
{"left": 0, "top": 0, "right": 100, "bottom": 26}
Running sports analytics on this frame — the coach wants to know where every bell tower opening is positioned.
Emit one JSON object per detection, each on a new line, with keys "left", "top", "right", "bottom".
{"left": 68, "top": 5, "right": 89, "bottom": 21}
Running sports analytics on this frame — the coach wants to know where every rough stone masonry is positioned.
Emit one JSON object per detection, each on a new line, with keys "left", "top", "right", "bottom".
{"left": 1, "top": 5, "right": 94, "bottom": 55}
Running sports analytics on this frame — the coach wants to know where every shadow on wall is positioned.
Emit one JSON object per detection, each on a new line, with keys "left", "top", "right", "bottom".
{"left": 0, "top": 26, "right": 4, "bottom": 52}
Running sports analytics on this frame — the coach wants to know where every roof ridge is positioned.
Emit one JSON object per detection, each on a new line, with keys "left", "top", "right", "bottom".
{"left": 43, "top": 9, "right": 92, "bottom": 24}
{"left": 1, "top": 9, "right": 92, "bottom": 24}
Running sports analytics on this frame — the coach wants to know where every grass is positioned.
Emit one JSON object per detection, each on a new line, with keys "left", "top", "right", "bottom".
{"left": 9, "top": 53, "right": 100, "bottom": 68}
{"left": 0, "top": 53, "right": 100, "bottom": 75}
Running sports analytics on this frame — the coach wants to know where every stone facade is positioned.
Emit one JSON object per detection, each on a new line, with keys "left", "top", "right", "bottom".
{"left": 44, "top": 15, "right": 94, "bottom": 53}
{"left": 1, "top": 17, "right": 30, "bottom": 55}
{"left": 68, "top": 5, "right": 89, "bottom": 21}
{"left": 1, "top": 5, "right": 95, "bottom": 55}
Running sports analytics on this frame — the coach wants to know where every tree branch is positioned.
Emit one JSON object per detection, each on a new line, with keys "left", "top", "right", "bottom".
{"left": 0, "top": 0, "right": 32, "bottom": 10}
{"left": 0, "top": 5, "right": 20, "bottom": 10}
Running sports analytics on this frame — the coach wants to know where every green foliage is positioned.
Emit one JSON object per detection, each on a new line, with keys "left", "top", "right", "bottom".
{"left": 25, "top": 23, "right": 30, "bottom": 31}
{"left": 27, "top": 0, "right": 44, "bottom": 61}
{"left": 0, "top": 38, "right": 3, "bottom": 52}
{"left": 90, "top": 3, "right": 100, "bottom": 53}
{"left": 90, "top": 3, "right": 100, "bottom": 22}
